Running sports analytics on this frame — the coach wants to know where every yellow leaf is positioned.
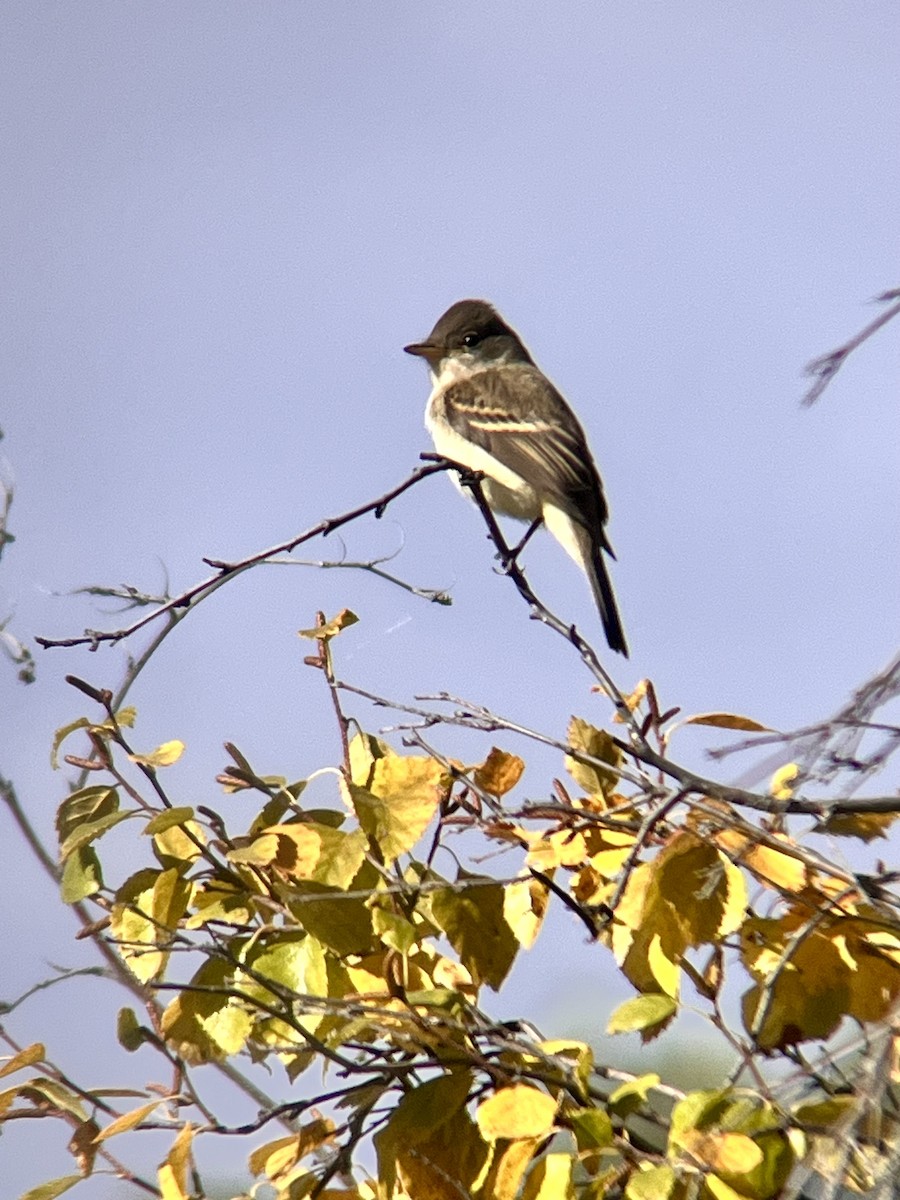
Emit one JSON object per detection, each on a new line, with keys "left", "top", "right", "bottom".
{"left": 144, "top": 807, "right": 195, "bottom": 835}
{"left": 95, "top": 1099, "right": 163, "bottom": 1140}
{"left": 769, "top": 763, "right": 799, "bottom": 800}
{"left": 347, "top": 729, "right": 389, "bottom": 788}
{"left": 153, "top": 820, "right": 206, "bottom": 868}
{"left": 708, "top": 1130, "right": 795, "bottom": 1198}
{"left": 392, "top": 1104, "right": 490, "bottom": 1200}
{"left": 229, "top": 823, "right": 322, "bottom": 878}
{"left": 503, "top": 875, "right": 550, "bottom": 949}
{"left": 376, "top": 1071, "right": 473, "bottom": 1171}
{"left": 681, "top": 712, "right": 772, "bottom": 733}
{"left": 686, "top": 1130, "right": 763, "bottom": 1175}
{"left": 569, "top": 1106, "right": 613, "bottom": 1151}
{"left": 647, "top": 935, "right": 682, "bottom": 999}
{"left": 157, "top": 1164, "right": 187, "bottom": 1200}
{"left": 252, "top": 1113, "right": 333, "bottom": 1180}
{"left": 162, "top": 1121, "right": 193, "bottom": 1194}
{"left": 130, "top": 739, "right": 185, "bottom": 768}
{"left": 248, "top": 1134, "right": 301, "bottom": 1177}
{"left": 745, "top": 841, "right": 806, "bottom": 893}
{"left": 370, "top": 901, "right": 417, "bottom": 954}
{"left": 607, "top": 994, "right": 677, "bottom": 1036}
{"left": 566, "top": 717, "right": 620, "bottom": 797}
{"left": 611, "top": 678, "right": 649, "bottom": 721}
{"left": 432, "top": 874, "right": 518, "bottom": 990}
{"left": 536, "top": 1040, "right": 595, "bottom": 1098}
{"left": 476, "top": 1084, "right": 557, "bottom": 1141}
{"left": 625, "top": 1165, "right": 679, "bottom": 1200}
{"left": 0, "top": 1042, "right": 45, "bottom": 1078}
{"left": 161, "top": 959, "right": 254, "bottom": 1062}
{"left": 703, "top": 1177, "right": 746, "bottom": 1200}
{"left": 348, "top": 750, "right": 443, "bottom": 865}
{"left": 520, "top": 1152, "right": 574, "bottom": 1199}
{"left": 608, "top": 1074, "right": 660, "bottom": 1118}
{"left": 473, "top": 747, "right": 525, "bottom": 796}
{"left": 586, "top": 825, "right": 638, "bottom": 880}
{"left": 611, "top": 833, "right": 741, "bottom": 998}
{"left": 110, "top": 869, "right": 169, "bottom": 983}
{"left": 297, "top": 608, "right": 359, "bottom": 640}
{"left": 740, "top": 917, "right": 850, "bottom": 1049}
{"left": 816, "top": 810, "right": 900, "bottom": 841}
{"left": 480, "top": 1136, "right": 543, "bottom": 1200}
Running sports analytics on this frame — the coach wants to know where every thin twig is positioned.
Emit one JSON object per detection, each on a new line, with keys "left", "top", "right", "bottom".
{"left": 36, "top": 461, "right": 454, "bottom": 650}
{"left": 802, "top": 288, "right": 900, "bottom": 407}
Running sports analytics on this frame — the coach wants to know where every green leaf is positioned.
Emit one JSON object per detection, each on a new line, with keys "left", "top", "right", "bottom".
{"left": 60, "top": 845, "right": 103, "bottom": 903}
{"left": 377, "top": 1070, "right": 473, "bottom": 1160}
{"left": 58, "top": 809, "right": 136, "bottom": 861}
{"left": 431, "top": 873, "right": 518, "bottom": 991}
{"left": 110, "top": 867, "right": 191, "bottom": 983}
{"left": 50, "top": 718, "right": 91, "bottom": 769}
{"left": 669, "top": 1090, "right": 730, "bottom": 1144}
{"left": 19, "top": 1176, "right": 83, "bottom": 1200}
{"left": 239, "top": 932, "right": 328, "bottom": 1045}
{"left": 607, "top": 994, "right": 678, "bottom": 1036}
{"left": 95, "top": 1099, "right": 162, "bottom": 1140}
{"left": 144, "top": 806, "right": 195, "bottom": 835}
{"left": 370, "top": 902, "right": 417, "bottom": 954}
{"left": 20, "top": 1077, "right": 87, "bottom": 1120}
{"left": 288, "top": 883, "right": 375, "bottom": 957}
{"left": 116, "top": 1008, "right": 146, "bottom": 1053}
{"left": 569, "top": 1107, "right": 613, "bottom": 1151}
{"left": 625, "top": 1165, "right": 679, "bottom": 1200}
{"left": 161, "top": 958, "right": 253, "bottom": 1063}
{"left": 55, "top": 785, "right": 119, "bottom": 842}
{"left": 607, "top": 1074, "right": 660, "bottom": 1119}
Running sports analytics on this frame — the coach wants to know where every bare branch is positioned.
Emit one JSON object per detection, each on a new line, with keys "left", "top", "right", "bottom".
{"left": 802, "top": 288, "right": 900, "bottom": 407}
{"left": 35, "top": 460, "right": 454, "bottom": 651}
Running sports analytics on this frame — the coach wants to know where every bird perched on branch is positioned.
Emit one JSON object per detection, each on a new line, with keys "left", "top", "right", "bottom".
{"left": 405, "top": 299, "right": 629, "bottom": 656}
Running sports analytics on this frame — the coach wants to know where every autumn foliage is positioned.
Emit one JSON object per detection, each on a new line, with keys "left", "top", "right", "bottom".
{"left": 3, "top": 590, "right": 899, "bottom": 1200}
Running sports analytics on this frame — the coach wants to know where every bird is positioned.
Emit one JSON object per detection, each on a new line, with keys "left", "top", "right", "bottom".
{"left": 404, "top": 299, "right": 628, "bottom": 656}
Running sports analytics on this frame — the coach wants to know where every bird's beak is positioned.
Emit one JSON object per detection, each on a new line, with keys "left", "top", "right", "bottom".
{"left": 403, "top": 340, "right": 442, "bottom": 362}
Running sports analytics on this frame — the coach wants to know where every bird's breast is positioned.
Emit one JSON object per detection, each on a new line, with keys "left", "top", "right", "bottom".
{"left": 425, "top": 387, "right": 541, "bottom": 522}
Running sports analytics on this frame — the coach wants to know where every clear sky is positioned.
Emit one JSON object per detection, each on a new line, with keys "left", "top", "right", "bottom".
{"left": 2, "top": 3, "right": 898, "bottom": 1194}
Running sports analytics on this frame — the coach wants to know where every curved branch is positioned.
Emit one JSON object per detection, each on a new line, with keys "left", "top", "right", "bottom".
{"left": 35, "top": 461, "right": 454, "bottom": 651}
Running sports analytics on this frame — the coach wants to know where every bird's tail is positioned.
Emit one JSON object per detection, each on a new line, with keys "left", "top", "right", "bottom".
{"left": 542, "top": 505, "right": 629, "bottom": 656}
{"left": 586, "top": 540, "right": 629, "bottom": 657}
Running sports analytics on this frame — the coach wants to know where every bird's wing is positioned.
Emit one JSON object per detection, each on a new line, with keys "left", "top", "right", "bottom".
{"left": 437, "top": 364, "right": 611, "bottom": 540}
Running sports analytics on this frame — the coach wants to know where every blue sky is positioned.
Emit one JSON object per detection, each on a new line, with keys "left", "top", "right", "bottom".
{"left": 2, "top": 2, "right": 898, "bottom": 1193}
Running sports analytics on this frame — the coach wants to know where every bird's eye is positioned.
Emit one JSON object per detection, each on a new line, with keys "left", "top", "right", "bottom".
{"left": 462, "top": 331, "right": 480, "bottom": 347}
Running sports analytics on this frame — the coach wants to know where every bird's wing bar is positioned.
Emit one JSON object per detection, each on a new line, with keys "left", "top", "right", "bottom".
{"left": 438, "top": 366, "right": 611, "bottom": 534}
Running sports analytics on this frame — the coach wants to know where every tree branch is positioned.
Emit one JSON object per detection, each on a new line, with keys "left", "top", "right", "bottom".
{"left": 35, "top": 461, "right": 454, "bottom": 651}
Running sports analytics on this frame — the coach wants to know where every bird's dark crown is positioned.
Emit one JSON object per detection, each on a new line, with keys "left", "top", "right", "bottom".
{"left": 405, "top": 298, "right": 534, "bottom": 364}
